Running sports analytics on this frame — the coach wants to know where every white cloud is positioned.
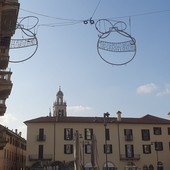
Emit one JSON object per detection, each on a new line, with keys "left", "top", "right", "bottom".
{"left": 68, "top": 105, "right": 92, "bottom": 112}
{"left": 0, "top": 113, "right": 27, "bottom": 139}
{"left": 157, "top": 84, "right": 170, "bottom": 96}
{"left": 136, "top": 83, "right": 158, "bottom": 94}
{"left": 0, "top": 113, "right": 17, "bottom": 125}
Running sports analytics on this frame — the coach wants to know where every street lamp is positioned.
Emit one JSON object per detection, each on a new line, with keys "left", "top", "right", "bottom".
{"left": 104, "top": 112, "right": 110, "bottom": 170}
{"left": 151, "top": 141, "right": 160, "bottom": 170}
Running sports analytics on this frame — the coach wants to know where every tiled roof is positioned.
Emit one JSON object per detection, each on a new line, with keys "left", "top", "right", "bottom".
{"left": 24, "top": 114, "right": 170, "bottom": 125}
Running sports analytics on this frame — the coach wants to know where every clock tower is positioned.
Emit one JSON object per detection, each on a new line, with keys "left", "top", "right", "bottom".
{"left": 53, "top": 87, "right": 67, "bottom": 117}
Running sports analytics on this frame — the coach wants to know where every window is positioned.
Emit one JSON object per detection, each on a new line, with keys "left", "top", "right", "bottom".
{"left": 153, "top": 127, "right": 162, "bottom": 135}
{"left": 105, "top": 128, "right": 110, "bottom": 140}
{"left": 38, "top": 128, "right": 45, "bottom": 141}
{"left": 124, "top": 129, "right": 133, "bottom": 141}
{"left": 85, "top": 128, "right": 93, "bottom": 140}
{"left": 4, "top": 149, "right": 6, "bottom": 159}
{"left": 148, "top": 165, "right": 154, "bottom": 170}
{"left": 85, "top": 144, "right": 91, "bottom": 154}
{"left": 38, "top": 145, "right": 43, "bottom": 159}
{"left": 157, "top": 162, "right": 163, "bottom": 170}
{"left": 64, "top": 144, "right": 73, "bottom": 154}
{"left": 141, "top": 129, "right": 150, "bottom": 141}
{"left": 168, "top": 127, "right": 170, "bottom": 135}
{"left": 104, "top": 144, "right": 112, "bottom": 154}
{"left": 10, "top": 137, "right": 12, "bottom": 144}
{"left": 143, "top": 145, "right": 151, "bottom": 154}
{"left": 125, "top": 144, "right": 134, "bottom": 158}
{"left": 154, "top": 142, "right": 163, "bottom": 151}
{"left": 64, "top": 128, "right": 73, "bottom": 140}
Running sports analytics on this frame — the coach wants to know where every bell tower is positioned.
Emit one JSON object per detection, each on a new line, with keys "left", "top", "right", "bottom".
{"left": 53, "top": 87, "right": 67, "bottom": 117}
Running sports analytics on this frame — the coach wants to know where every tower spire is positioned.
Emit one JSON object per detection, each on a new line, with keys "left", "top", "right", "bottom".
{"left": 53, "top": 87, "right": 67, "bottom": 117}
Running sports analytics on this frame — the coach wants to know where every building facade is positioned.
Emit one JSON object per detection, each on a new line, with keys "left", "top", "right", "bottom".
{"left": 25, "top": 89, "right": 170, "bottom": 170}
{"left": 0, "top": 124, "right": 26, "bottom": 169}
{"left": 0, "top": 0, "right": 20, "bottom": 116}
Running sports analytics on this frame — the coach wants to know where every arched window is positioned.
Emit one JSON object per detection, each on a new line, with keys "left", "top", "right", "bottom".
{"left": 103, "top": 162, "right": 117, "bottom": 170}
{"left": 59, "top": 97, "right": 62, "bottom": 104}
{"left": 143, "top": 165, "right": 148, "bottom": 170}
{"left": 125, "top": 162, "right": 137, "bottom": 170}
{"left": 149, "top": 164, "right": 154, "bottom": 170}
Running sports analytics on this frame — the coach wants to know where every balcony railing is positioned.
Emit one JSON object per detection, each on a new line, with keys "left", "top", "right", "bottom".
{"left": 0, "top": 70, "right": 12, "bottom": 99}
{"left": 125, "top": 135, "right": 133, "bottom": 141}
{"left": 120, "top": 154, "right": 140, "bottom": 160}
{"left": 0, "top": 55, "right": 9, "bottom": 69}
{"left": 0, "top": 99, "right": 6, "bottom": 116}
{"left": 29, "top": 154, "right": 52, "bottom": 161}
{"left": 0, "top": 1, "right": 20, "bottom": 36}
{"left": 37, "top": 135, "right": 46, "bottom": 141}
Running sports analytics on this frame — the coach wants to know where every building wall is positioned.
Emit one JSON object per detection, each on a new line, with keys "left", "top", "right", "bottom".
{"left": 26, "top": 119, "right": 170, "bottom": 170}
{"left": 0, "top": 128, "right": 26, "bottom": 169}
{"left": 117, "top": 123, "right": 170, "bottom": 169}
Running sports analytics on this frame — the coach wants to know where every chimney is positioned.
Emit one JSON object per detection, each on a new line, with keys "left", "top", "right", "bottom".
{"left": 15, "top": 129, "right": 18, "bottom": 134}
{"left": 19, "top": 132, "right": 22, "bottom": 136}
{"left": 168, "top": 112, "right": 170, "bottom": 120}
{"left": 49, "top": 108, "right": 52, "bottom": 117}
{"left": 116, "top": 111, "right": 122, "bottom": 121}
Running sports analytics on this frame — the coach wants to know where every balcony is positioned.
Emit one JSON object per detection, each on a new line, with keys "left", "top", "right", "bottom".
{"left": 29, "top": 154, "right": 53, "bottom": 161}
{"left": 0, "top": 0, "right": 20, "bottom": 36}
{"left": 120, "top": 154, "right": 140, "bottom": 160}
{"left": 0, "top": 0, "right": 18, "bottom": 2}
{"left": 0, "top": 99, "right": 6, "bottom": 116}
{"left": 0, "top": 37, "right": 10, "bottom": 69}
{"left": 0, "top": 70, "right": 12, "bottom": 99}
{"left": 37, "top": 135, "right": 46, "bottom": 141}
{"left": 0, "top": 55, "right": 9, "bottom": 69}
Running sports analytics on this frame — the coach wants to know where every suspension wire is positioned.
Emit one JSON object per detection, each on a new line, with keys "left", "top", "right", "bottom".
{"left": 129, "top": 16, "right": 131, "bottom": 35}
{"left": 107, "top": 9, "right": 170, "bottom": 20}
{"left": 91, "top": 0, "right": 102, "bottom": 19}
{"left": 20, "top": 7, "right": 170, "bottom": 28}
{"left": 20, "top": 8, "right": 82, "bottom": 22}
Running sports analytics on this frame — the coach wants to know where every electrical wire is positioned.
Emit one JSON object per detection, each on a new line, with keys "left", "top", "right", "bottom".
{"left": 20, "top": 8, "right": 83, "bottom": 22}
{"left": 20, "top": 7, "right": 170, "bottom": 27}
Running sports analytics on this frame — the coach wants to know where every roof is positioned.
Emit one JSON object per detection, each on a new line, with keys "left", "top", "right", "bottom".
{"left": 57, "top": 90, "right": 63, "bottom": 96}
{"left": 0, "top": 124, "right": 26, "bottom": 141}
{"left": 24, "top": 114, "right": 170, "bottom": 125}
{"left": 57, "top": 87, "right": 63, "bottom": 96}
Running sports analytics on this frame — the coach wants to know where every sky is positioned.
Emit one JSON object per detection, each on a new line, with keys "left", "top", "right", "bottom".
{"left": 0, "top": 0, "right": 170, "bottom": 139}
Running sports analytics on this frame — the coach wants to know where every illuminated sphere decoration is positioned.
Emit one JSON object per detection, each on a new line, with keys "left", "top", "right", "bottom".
{"left": 95, "top": 19, "right": 136, "bottom": 66}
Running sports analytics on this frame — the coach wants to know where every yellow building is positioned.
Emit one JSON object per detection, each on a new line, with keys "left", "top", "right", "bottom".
{"left": 25, "top": 89, "right": 170, "bottom": 170}
{"left": 0, "top": 124, "right": 26, "bottom": 169}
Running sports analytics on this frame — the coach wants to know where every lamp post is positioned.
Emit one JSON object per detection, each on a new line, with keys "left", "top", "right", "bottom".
{"left": 151, "top": 141, "right": 159, "bottom": 169}
{"left": 104, "top": 112, "right": 110, "bottom": 170}
{"left": 79, "top": 134, "right": 85, "bottom": 170}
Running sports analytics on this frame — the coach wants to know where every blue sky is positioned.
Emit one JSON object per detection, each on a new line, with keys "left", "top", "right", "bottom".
{"left": 0, "top": 0, "right": 170, "bottom": 139}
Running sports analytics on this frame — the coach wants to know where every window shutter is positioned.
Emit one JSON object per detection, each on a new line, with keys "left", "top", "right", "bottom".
{"left": 105, "top": 129, "right": 110, "bottom": 140}
{"left": 64, "top": 145, "right": 66, "bottom": 154}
